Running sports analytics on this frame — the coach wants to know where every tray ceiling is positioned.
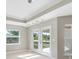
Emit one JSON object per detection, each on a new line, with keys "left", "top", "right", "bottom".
{"left": 6, "top": 0, "right": 62, "bottom": 21}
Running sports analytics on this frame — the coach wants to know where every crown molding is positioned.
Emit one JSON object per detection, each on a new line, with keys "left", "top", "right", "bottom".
{"left": 6, "top": 20, "right": 26, "bottom": 27}
{"left": 6, "top": 16, "right": 27, "bottom": 23}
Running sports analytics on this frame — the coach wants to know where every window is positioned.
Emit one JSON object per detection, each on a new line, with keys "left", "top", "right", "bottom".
{"left": 6, "top": 30, "right": 20, "bottom": 44}
{"left": 64, "top": 24, "right": 72, "bottom": 55}
{"left": 42, "top": 29, "right": 50, "bottom": 48}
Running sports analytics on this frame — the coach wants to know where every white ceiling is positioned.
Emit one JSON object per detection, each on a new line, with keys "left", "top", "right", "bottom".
{"left": 7, "top": 2, "right": 72, "bottom": 27}
{"left": 6, "top": 0, "right": 62, "bottom": 20}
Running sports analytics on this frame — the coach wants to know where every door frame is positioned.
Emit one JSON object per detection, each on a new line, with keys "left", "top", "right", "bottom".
{"left": 31, "top": 25, "right": 52, "bottom": 56}
{"left": 40, "top": 26, "right": 52, "bottom": 56}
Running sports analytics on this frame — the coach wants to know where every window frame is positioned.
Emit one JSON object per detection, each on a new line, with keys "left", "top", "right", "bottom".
{"left": 41, "top": 26, "right": 51, "bottom": 50}
{"left": 32, "top": 29, "right": 40, "bottom": 50}
{"left": 32, "top": 26, "right": 51, "bottom": 54}
{"left": 64, "top": 24, "right": 72, "bottom": 56}
{"left": 6, "top": 29, "right": 20, "bottom": 45}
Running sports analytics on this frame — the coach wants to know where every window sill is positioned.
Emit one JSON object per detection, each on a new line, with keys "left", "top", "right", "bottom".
{"left": 6, "top": 43, "right": 20, "bottom": 45}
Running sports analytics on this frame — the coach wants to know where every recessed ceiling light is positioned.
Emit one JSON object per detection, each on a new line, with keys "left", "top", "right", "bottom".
{"left": 28, "top": 0, "right": 32, "bottom": 3}
{"left": 28, "top": 0, "right": 36, "bottom": 3}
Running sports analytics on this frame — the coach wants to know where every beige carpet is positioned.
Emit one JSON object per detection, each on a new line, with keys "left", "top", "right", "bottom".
{"left": 7, "top": 51, "right": 50, "bottom": 59}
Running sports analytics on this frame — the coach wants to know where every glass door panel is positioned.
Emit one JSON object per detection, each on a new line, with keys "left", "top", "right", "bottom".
{"left": 42, "top": 29, "right": 50, "bottom": 53}
{"left": 33, "top": 32, "right": 39, "bottom": 49}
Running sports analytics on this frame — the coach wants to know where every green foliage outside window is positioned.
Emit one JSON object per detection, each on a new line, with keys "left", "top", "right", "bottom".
{"left": 33, "top": 32, "right": 50, "bottom": 49}
{"left": 42, "top": 34, "right": 50, "bottom": 48}
{"left": 6, "top": 30, "right": 19, "bottom": 44}
{"left": 33, "top": 33, "right": 38, "bottom": 49}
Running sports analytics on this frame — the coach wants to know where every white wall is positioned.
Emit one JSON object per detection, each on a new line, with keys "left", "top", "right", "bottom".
{"left": 6, "top": 25, "right": 28, "bottom": 51}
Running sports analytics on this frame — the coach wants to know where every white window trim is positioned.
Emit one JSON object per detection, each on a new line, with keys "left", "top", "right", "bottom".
{"left": 6, "top": 29, "right": 21, "bottom": 45}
